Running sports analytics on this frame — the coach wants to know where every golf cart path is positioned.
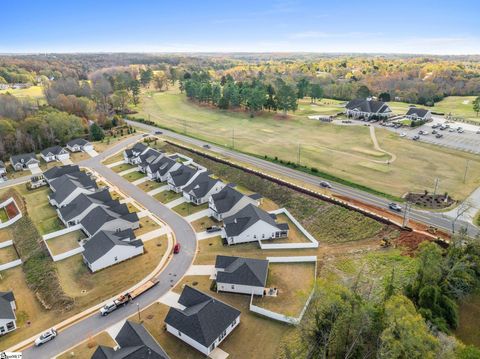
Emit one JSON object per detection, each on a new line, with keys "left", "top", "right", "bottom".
{"left": 369, "top": 125, "right": 397, "bottom": 164}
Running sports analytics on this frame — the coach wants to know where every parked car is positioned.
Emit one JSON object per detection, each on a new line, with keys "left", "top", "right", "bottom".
{"left": 319, "top": 181, "right": 332, "bottom": 188}
{"left": 432, "top": 123, "right": 440, "bottom": 129}
{"left": 35, "top": 328, "right": 57, "bottom": 346}
{"left": 476, "top": 130, "right": 480, "bottom": 134}
{"left": 435, "top": 133, "right": 443, "bottom": 138}
{"left": 457, "top": 127, "right": 464, "bottom": 133}
{"left": 399, "top": 132, "right": 407, "bottom": 137}
{"left": 394, "top": 123, "right": 402, "bottom": 128}
{"left": 418, "top": 130, "right": 429, "bottom": 135}
{"left": 412, "top": 135, "right": 420, "bottom": 141}
{"left": 432, "top": 130, "right": 437, "bottom": 134}
{"left": 174, "top": 243, "right": 181, "bottom": 254}
{"left": 206, "top": 226, "right": 222, "bottom": 233}
{"left": 203, "top": 144, "right": 211, "bottom": 149}
{"left": 449, "top": 128, "right": 455, "bottom": 132}
{"left": 100, "top": 302, "right": 118, "bottom": 316}
{"left": 142, "top": 134, "right": 148, "bottom": 137}
{"left": 154, "top": 130, "right": 163, "bottom": 135}
{"left": 388, "top": 203, "right": 402, "bottom": 212}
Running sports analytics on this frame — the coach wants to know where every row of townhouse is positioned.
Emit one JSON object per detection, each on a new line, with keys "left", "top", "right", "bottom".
{"left": 44, "top": 165, "right": 143, "bottom": 272}
{"left": 124, "top": 143, "right": 290, "bottom": 245}
{"left": 7, "top": 139, "right": 93, "bottom": 172}
{"left": 164, "top": 255, "right": 271, "bottom": 355}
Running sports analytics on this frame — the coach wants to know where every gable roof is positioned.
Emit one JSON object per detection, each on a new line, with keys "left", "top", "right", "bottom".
{"left": 138, "top": 148, "right": 163, "bottom": 166}
{"left": 49, "top": 172, "right": 98, "bottom": 204}
{"left": 10, "top": 153, "right": 38, "bottom": 166}
{"left": 406, "top": 107, "right": 430, "bottom": 118}
{"left": 92, "top": 321, "right": 169, "bottom": 359}
{"left": 164, "top": 286, "right": 240, "bottom": 348}
{"left": 80, "top": 205, "right": 138, "bottom": 236}
{"left": 168, "top": 165, "right": 198, "bottom": 187}
{"left": 0, "top": 161, "right": 5, "bottom": 169}
{"left": 40, "top": 145, "right": 66, "bottom": 157}
{"left": 67, "top": 138, "right": 90, "bottom": 147}
{"left": 82, "top": 229, "right": 141, "bottom": 264}
{"left": 0, "top": 291, "right": 15, "bottom": 320}
{"left": 153, "top": 156, "right": 178, "bottom": 176}
{"left": 211, "top": 186, "right": 245, "bottom": 214}
{"left": 215, "top": 256, "right": 269, "bottom": 287}
{"left": 345, "top": 99, "right": 390, "bottom": 114}
{"left": 223, "top": 204, "right": 286, "bottom": 237}
{"left": 182, "top": 172, "right": 221, "bottom": 198}
{"left": 58, "top": 188, "right": 113, "bottom": 222}
{"left": 43, "top": 165, "right": 80, "bottom": 182}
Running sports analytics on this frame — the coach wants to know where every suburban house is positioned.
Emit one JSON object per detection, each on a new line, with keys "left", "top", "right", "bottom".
{"left": 66, "top": 138, "right": 94, "bottom": 153}
{"left": 57, "top": 188, "right": 114, "bottom": 226}
{"left": 10, "top": 153, "right": 40, "bottom": 171}
{"left": 92, "top": 320, "right": 169, "bottom": 359}
{"left": 405, "top": 107, "right": 432, "bottom": 121}
{"left": 164, "top": 286, "right": 241, "bottom": 356}
{"left": 82, "top": 229, "right": 144, "bottom": 272}
{"left": 148, "top": 156, "right": 181, "bottom": 182}
{"left": 137, "top": 148, "right": 163, "bottom": 173}
{"left": 221, "top": 204, "right": 289, "bottom": 245}
{"left": 0, "top": 291, "right": 17, "bottom": 336}
{"left": 40, "top": 145, "right": 70, "bottom": 163}
{"left": 43, "top": 165, "right": 80, "bottom": 184}
{"left": 215, "top": 255, "right": 269, "bottom": 296}
{"left": 182, "top": 172, "right": 225, "bottom": 205}
{"left": 167, "top": 165, "right": 204, "bottom": 193}
{"left": 209, "top": 186, "right": 260, "bottom": 221}
{"left": 48, "top": 172, "right": 98, "bottom": 208}
{"left": 124, "top": 142, "right": 148, "bottom": 165}
{"left": 80, "top": 205, "right": 139, "bottom": 237}
{"left": 0, "top": 161, "right": 6, "bottom": 176}
{"left": 345, "top": 98, "right": 392, "bottom": 119}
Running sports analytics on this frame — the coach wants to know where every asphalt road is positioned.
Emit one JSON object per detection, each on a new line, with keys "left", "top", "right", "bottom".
{"left": 20, "top": 135, "right": 198, "bottom": 359}
{"left": 127, "top": 120, "right": 479, "bottom": 238}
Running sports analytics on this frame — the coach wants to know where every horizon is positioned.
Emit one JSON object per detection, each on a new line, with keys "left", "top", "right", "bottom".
{"left": 2, "top": 0, "right": 479, "bottom": 55}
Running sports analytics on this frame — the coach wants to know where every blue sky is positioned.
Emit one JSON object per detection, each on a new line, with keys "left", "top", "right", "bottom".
{"left": 1, "top": 0, "right": 479, "bottom": 54}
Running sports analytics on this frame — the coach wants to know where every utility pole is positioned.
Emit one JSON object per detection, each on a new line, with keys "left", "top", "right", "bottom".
{"left": 297, "top": 144, "right": 301, "bottom": 165}
{"left": 136, "top": 302, "right": 141, "bottom": 321}
{"left": 402, "top": 202, "right": 411, "bottom": 228}
{"left": 463, "top": 159, "right": 470, "bottom": 183}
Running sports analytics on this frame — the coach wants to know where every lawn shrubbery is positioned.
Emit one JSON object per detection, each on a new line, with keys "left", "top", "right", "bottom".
{"left": 11, "top": 216, "right": 74, "bottom": 311}
{"left": 162, "top": 142, "right": 389, "bottom": 243}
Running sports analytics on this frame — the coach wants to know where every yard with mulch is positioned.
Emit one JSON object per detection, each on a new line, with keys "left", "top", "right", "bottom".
{"left": 190, "top": 216, "right": 220, "bottom": 232}
{"left": 137, "top": 179, "right": 164, "bottom": 192}
{"left": 123, "top": 171, "right": 146, "bottom": 182}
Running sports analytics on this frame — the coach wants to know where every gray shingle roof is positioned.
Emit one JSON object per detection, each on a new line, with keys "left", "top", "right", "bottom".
{"left": 10, "top": 153, "right": 38, "bottom": 166}
{"left": 164, "top": 286, "right": 240, "bottom": 348}
{"left": 43, "top": 165, "right": 80, "bottom": 182}
{"left": 0, "top": 291, "right": 15, "bottom": 320}
{"left": 0, "top": 161, "right": 5, "bottom": 169}
{"left": 49, "top": 172, "right": 98, "bottom": 204}
{"left": 58, "top": 189, "right": 113, "bottom": 222}
{"left": 67, "top": 138, "right": 90, "bottom": 147}
{"left": 215, "top": 256, "right": 269, "bottom": 287}
{"left": 345, "top": 99, "right": 390, "bottom": 114}
{"left": 40, "top": 145, "right": 66, "bottom": 157}
{"left": 153, "top": 157, "right": 178, "bottom": 176}
{"left": 223, "top": 204, "right": 286, "bottom": 237}
{"left": 169, "top": 165, "right": 198, "bottom": 187}
{"left": 82, "top": 229, "right": 141, "bottom": 264}
{"left": 211, "top": 186, "right": 245, "bottom": 214}
{"left": 92, "top": 320, "right": 169, "bottom": 359}
{"left": 80, "top": 205, "right": 138, "bottom": 237}
{"left": 406, "top": 107, "right": 430, "bottom": 118}
{"left": 182, "top": 172, "right": 220, "bottom": 199}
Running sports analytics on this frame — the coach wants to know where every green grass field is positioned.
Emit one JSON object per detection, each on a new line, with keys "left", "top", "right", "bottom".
{"left": 0, "top": 85, "right": 45, "bottom": 101}
{"left": 136, "top": 90, "right": 480, "bottom": 200}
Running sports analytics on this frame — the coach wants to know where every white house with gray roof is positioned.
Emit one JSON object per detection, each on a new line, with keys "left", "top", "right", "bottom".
{"left": 82, "top": 229, "right": 143, "bottom": 272}
{"left": 43, "top": 165, "right": 80, "bottom": 184}
{"left": 405, "top": 107, "right": 432, "bottom": 121}
{"left": 40, "top": 145, "right": 70, "bottom": 163}
{"left": 66, "top": 138, "right": 93, "bottom": 153}
{"left": 80, "top": 205, "right": 139, "bottom": 238}
{"left": 123, "top": 142, "right": 149, "bottom": 165}
{"left": 221, "top": 204, "right": 289, "bottom": 245}
{"left": 9, "top": 153, "right": 40, "bottom": 171}
{"left": 0, "top": 291, "right": 17, "bottom": 336}
{"left": 209, "top": 186, "right": 260, "bottom": 221}
{"left": 147, "top": 156, "right": 181, "bottom": 182}
{"left": 48, "top": 172, "right": 98, "bottom": 208}
{"left": 215, "top": 255, "right": 269, "bottom": 296}
{"left": 182, "top": 172, "right": 225, "bottom": 205}
{"left": 167, "top": 165, "right": 205, "bottom": 193}
{"left": 137, "top": 148, "right": 163, "bottom": 173}
{"left": 0, "top": 161, "right": 6, "bottom": 176}
{"left": 164, "top": 286, "right": 241, "bottom": 355}
{"left": 345, "top": 98, "right": 392, "bottom": 119}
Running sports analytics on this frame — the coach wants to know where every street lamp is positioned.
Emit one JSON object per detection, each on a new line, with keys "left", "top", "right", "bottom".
{"left": 136, "top": 302, "right": 141, "bottom": 321}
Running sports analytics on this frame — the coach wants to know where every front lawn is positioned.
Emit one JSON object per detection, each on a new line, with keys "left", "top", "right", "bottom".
{"left": 102, "top": 152, "right": 125, "bottom": 165}
{"left": 172, "top": 202, "right": 208, "bottom": 217}
{"left": 111, "top": 163, "right": 135, "bottom": 173}
{"left": 0, "top": 245, "right": 19, "bottom": 264}
{"left": 123, "top": 171, "right": 146, "bottom": 182}
{"left": 45, "top": 231, "right": 85, "bottom": 256}
{"left": 252, "top": 262, "right": 316, "bottom": 317}
{"left": 57, "top": 332, "right": 116, "bottom": 359}
{"left": 154, "top": 190, "right": 181, "bottom": 204}
{"left": 263, "top": 213, "right": 311, "bottom": 244}
{"left": 190, "top": 216, "right": 219, "bottom": 232}
{"left": 134, "top": 217, "right": 161, "bottom": 236}
{"left": 0, "top": 229, "right": 11, "bottom": 243}
{"left": 137, "top": 180, "right": 164, "bottom": 192}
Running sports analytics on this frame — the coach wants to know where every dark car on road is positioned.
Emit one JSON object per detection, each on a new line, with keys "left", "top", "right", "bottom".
{"left": 319, "top": 181, "right": 332, "bottom": 188}
{"left": 435, "top": 133, "right": 443, "bottom": 138}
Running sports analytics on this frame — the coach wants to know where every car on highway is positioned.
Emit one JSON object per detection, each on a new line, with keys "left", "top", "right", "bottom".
{"left": 388, "top": 203, "right": 402, "bottom": 212}
{"left": 35, "top": 328, "right": 57, "bottom": 346}
{"left": 174, "top": 243, "right": 181, "bottom": 254}
{"left": 203, "top": 144, "right": 211, "bottom": 149}
{"left": 319, "top": 181, "right": 332, "bottom": 188}
{"left": 412, "top": 135, "right": 420, "bottom": 140}
{"left": 435, "top": 133, "right": 444, "bottom": 138}
{"left": 154, "top": 130, "right": 163, "bottom": 135}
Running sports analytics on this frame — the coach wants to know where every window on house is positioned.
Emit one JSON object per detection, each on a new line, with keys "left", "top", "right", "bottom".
{"left": 231, "top": 285, "right": 235, "bottom": 289}
{"left": 114, "top": 256, "right": 118, "bottom": 261}
{"left": 178, "top": 331, "right": 182, "bottom": 336}
{"left": 262, "top": 234, "right": 265, "bottom": 239}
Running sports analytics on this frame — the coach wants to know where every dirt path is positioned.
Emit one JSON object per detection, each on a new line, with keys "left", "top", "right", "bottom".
{"left": 369, "top": 125, "right": 397, "bottom": 164}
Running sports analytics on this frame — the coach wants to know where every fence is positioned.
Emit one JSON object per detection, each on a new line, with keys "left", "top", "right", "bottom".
{"left": 0, "top": 197, "right": 23, "bottom": 229}
{"left": 51, "top": 247, "right": 84, "bottom": 262}
{"left": 0, "top": 240, "right": 13, "bottom": 249}
{"left": 249, "top": 256, "right": 317, "bottom": 325}
{"left": 258, "top": 208, "right": 319, "bottom": 250}
{"left": 42, "top": 224, "right": 82, "bottom": 241}
{"left": 0, "top": 259, "right": 22, "bottom": 271}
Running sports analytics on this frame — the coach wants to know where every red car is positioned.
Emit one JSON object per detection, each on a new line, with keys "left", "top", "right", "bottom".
{"left": 173, "top": 243, "right": 181, "bottom": 254}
